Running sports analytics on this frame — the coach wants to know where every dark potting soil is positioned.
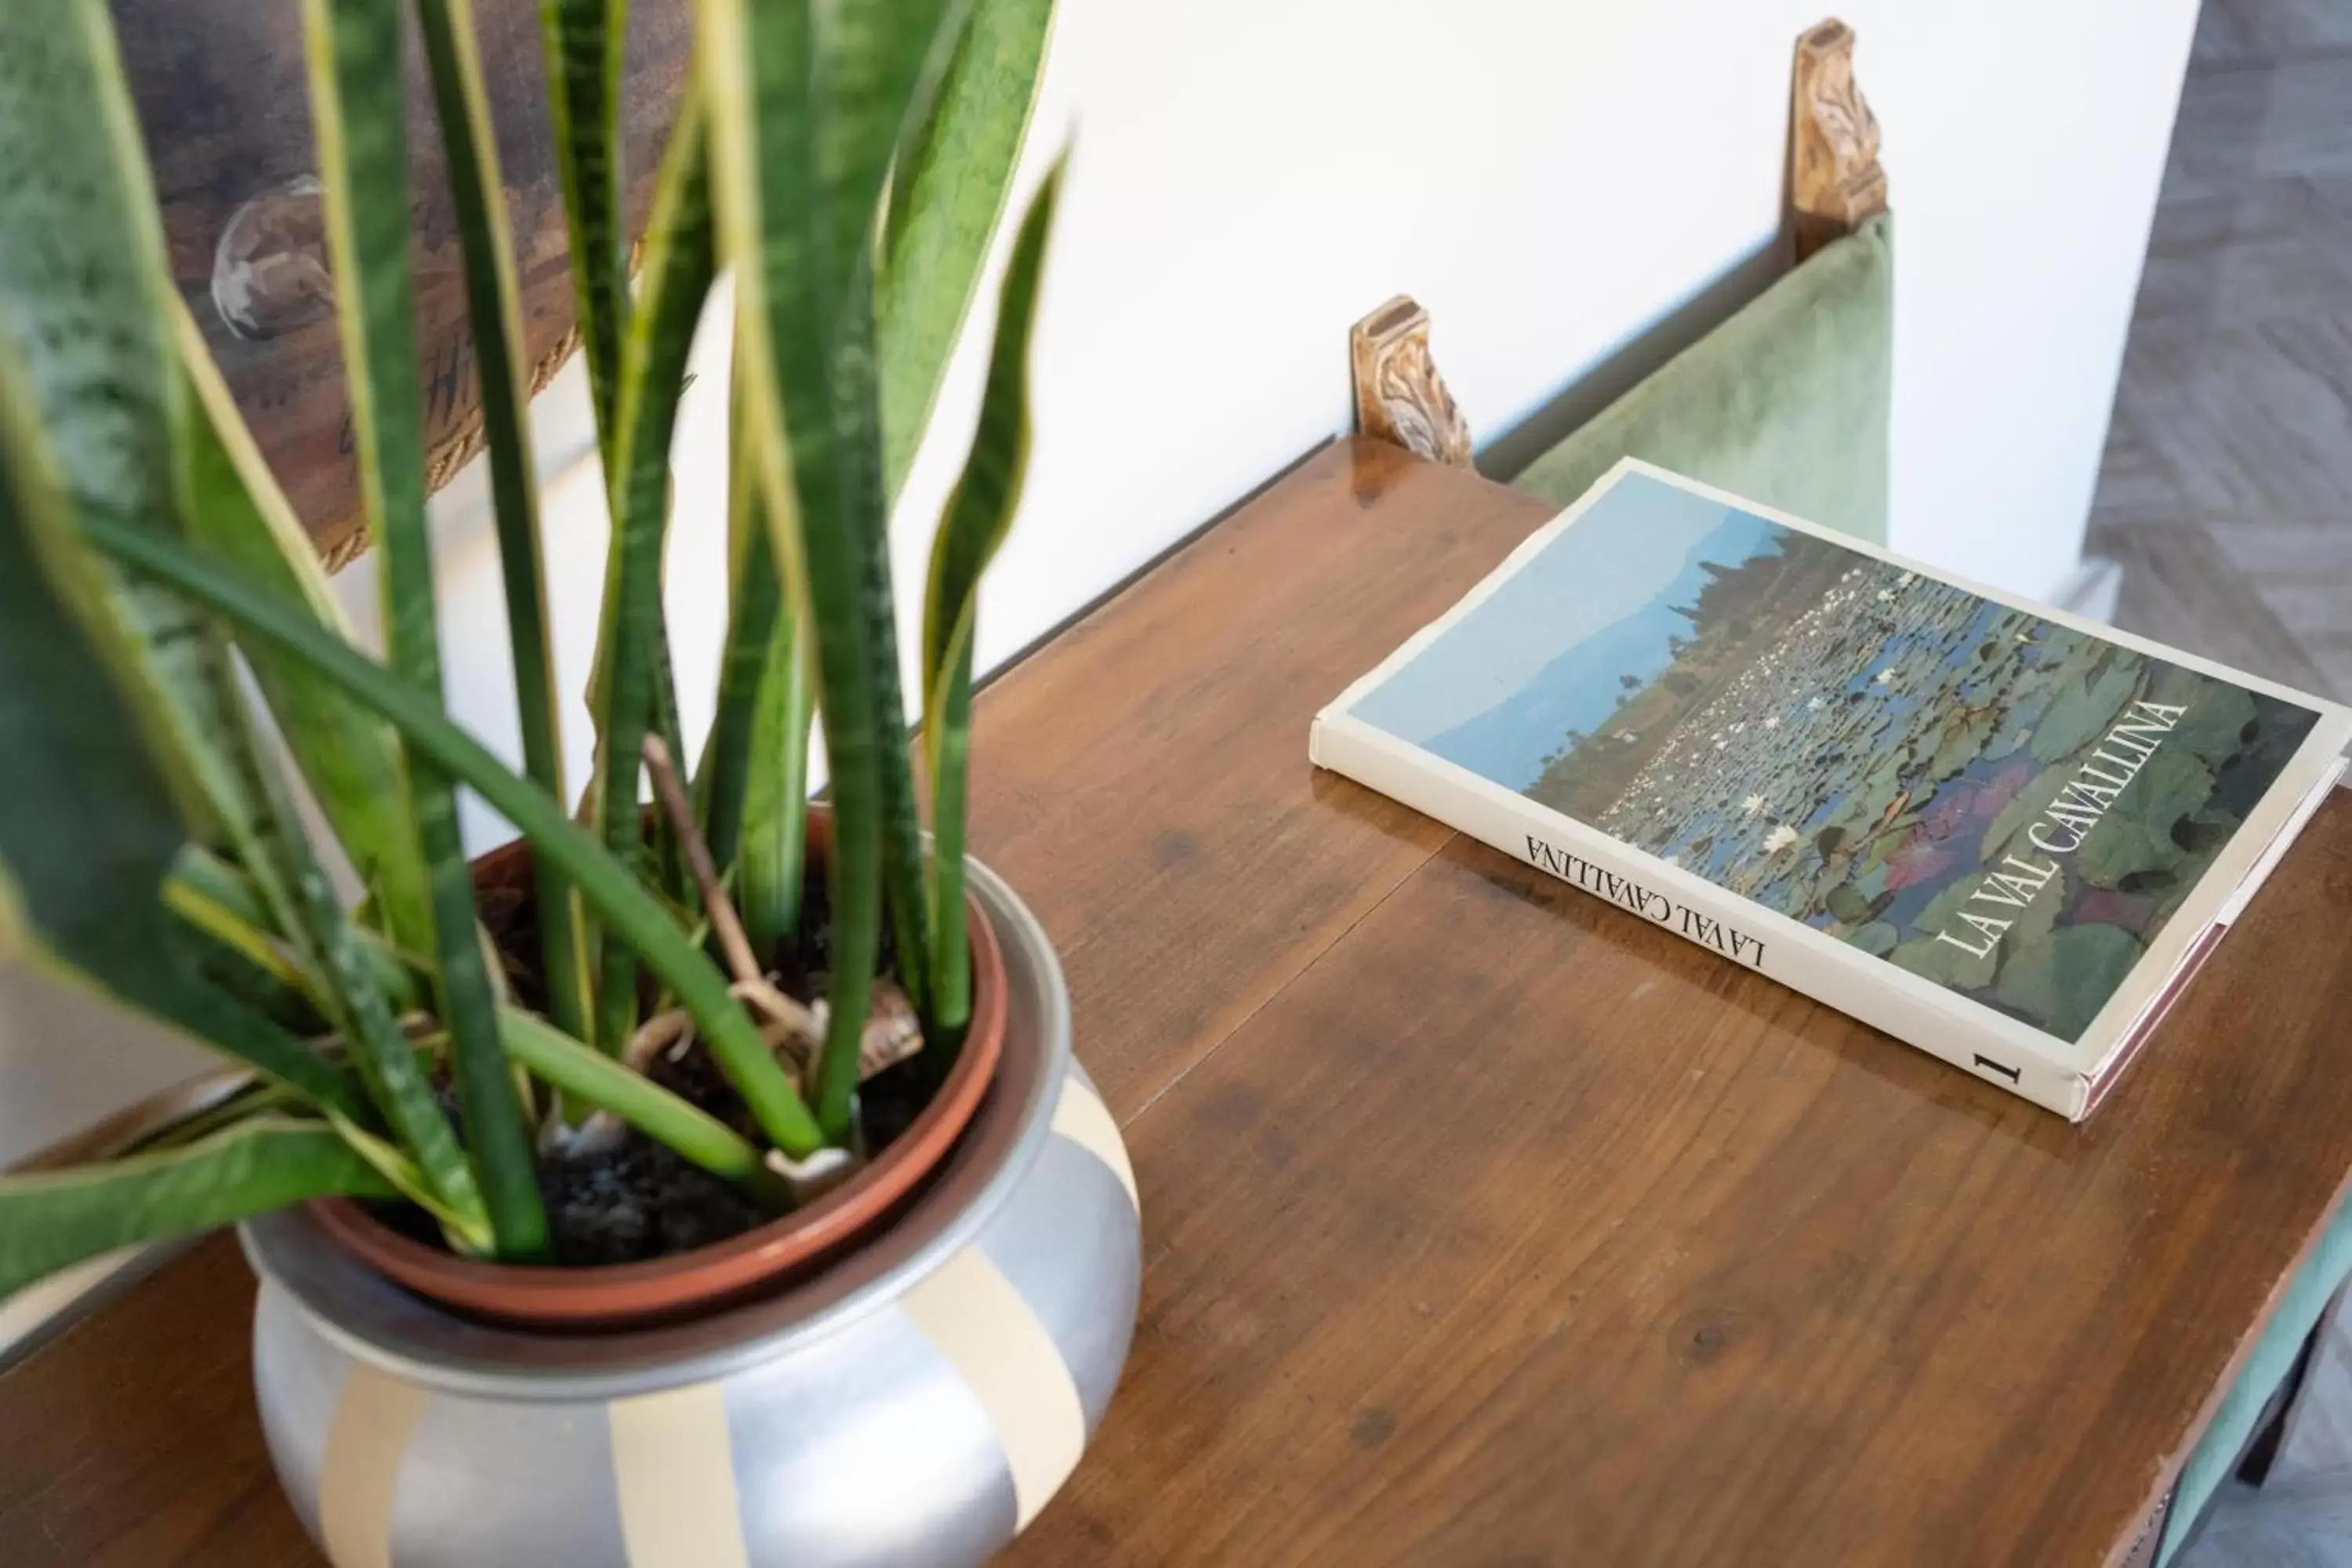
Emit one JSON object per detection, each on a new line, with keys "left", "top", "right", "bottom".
{"left": 374, "top": 869, "right": 935, "bottom": 1269}
{"left": 538, "top": 1124, "right": 773, "bottom": 1265}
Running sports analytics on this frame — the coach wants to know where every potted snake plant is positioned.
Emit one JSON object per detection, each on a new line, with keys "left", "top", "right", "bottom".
{"left": 0, "top": 0, "right": 1138, "bottom": 1560}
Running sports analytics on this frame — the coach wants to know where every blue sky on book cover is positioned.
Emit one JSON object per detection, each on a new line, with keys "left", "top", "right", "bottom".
{"left": 1352, "top": 471, "right": 2321, "bottom": 1042}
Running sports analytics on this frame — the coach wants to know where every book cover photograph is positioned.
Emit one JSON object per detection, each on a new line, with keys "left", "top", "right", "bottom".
{"left": 1315, "top": 462, "right": 2350, "bottom": 1109}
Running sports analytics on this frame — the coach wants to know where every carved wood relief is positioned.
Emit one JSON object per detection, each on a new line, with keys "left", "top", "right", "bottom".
{"left": 1790, "top": 18, "right": 1889, "bottom": 262}
{"left": 1350, "top": 295, "right": 1473, "bottom": 468}
{"left": 113, "top": 0, "right": 691, "bottom": 568}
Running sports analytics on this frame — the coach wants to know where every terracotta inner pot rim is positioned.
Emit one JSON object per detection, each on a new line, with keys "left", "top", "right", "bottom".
{"left": 236, "top": 851, "right": 1073, "bottom": 1395}
{"left": 307, "top": 811, "right": 1004, "bottom": 1327}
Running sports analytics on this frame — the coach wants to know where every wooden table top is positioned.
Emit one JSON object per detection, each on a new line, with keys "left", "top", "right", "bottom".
{"left": 7, "top": 438, "right": 2352, "bottom": 1566}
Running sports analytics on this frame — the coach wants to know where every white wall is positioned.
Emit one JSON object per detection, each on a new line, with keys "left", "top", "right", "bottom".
{"left": 942, "top": 0, "right": 2200, "bottom": 659}
{"left": 1, "top": 0, "right": 2199, "bottom": 1160}
{"left": 364, "top": 0, "right": 2201, "bottom": 856}
{"left": 331, "top": 0, "right": 2205, "bottom": 854}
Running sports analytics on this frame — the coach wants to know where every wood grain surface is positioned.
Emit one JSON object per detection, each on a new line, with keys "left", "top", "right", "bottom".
{"left": 113, "top": 0, "right": 690, "bottom": 567}
{"left": 3, "top": 441, "right": 2350, "bottom": 1566}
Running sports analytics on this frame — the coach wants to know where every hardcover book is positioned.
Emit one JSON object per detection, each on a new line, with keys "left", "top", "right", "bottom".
{"left": 1311, "top": 459, "right": 2351, "bottom": 1118}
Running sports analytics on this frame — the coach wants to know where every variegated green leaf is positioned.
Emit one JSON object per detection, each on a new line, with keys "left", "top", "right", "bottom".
{"left": 170, "top": 307, "right": 437, "bottom": 967}
{"left": 0, "top": 3, "right": 397, "bottom": 1138}
{"left": 0, "top": 0, "right": 252, "bottom": 852}
{"left": 0, "top": 1119, "right": 396, "bottom": 1301}
{"left": 499, "top": 1009, "right": 790, "bottom": 1207}
{"left": 303, "top": 0, "right": 545, "bottom": 1255}
{"left": 588, "top": 82, "right": 717, "bottom": 1057}
{"left": 414, "top": 0, "right": 590, "bottom": 1045}
{"left": 739, "top": 564, "right": 816, "bottom": 963}
{"left": 698, "top": 346, "right": 784, "bottom": 887}
{"left": 539, "top": 0, "right": 630, "bottom": 457}
{"left": 0, "top": 338, "right": 365, "bottom": 1122}
{"left": 879, "top": 0, "right": 1056, "bottom": 496}
{"left": 85, "top": 511, "right": 829, "bottom": 1160}
{"left": 920, "top": 160, "right": 1060, "bottom": 1052}
{"left": 172, "top": 849, "right": 791, "bottom": 1206}
{"left": 704, "top": 0, "right": 970, "bottom": 1142}
{"left": 699, "top": 341, "right": 813, "bottom": 962}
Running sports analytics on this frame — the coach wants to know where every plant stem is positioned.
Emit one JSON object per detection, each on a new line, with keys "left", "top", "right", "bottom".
{"left": 643, "top": 734, "right": 765, "bottom": 986}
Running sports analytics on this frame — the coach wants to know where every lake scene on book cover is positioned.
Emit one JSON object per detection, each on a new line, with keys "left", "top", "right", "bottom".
{"left": 1351, "top": 470, "right": 2321, "bottom": 1042}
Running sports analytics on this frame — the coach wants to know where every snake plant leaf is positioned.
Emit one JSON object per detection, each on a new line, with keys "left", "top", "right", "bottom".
{"left": 125, "top": 579, "right": 493, "bottom": 1236}
{"left": 699, "top": 335, "right": 815, "bottom": 960}
{"left": 0, "top": 1, "right": 390, "bottom": 1142}
{"left": 169, "top": 846, "right": 422, "bottom": 1011}
{"left": 0, "top": 2, "right": 459, "bottom": 1217}
{"left": 879, "top": 0, "right": 1056, "bottom": 497}
{"left": 0, "top": 1118, "right": 397, "bottom": 1301}
{"left": 739, "top": 583, "right": 817, "bottom": 962}
{"left": 648, "top": 622, "right": 696, "bottom": 908}
{"left": 702, "top": 0, "right": 971, "bottom": 1142}
{"left": 172, "top": 850, "right": 791, "bottom": 1206}
{"left": 170, "top": 906, "right": 331, "bottom": 1036}
{"left": 817, "top": 0, "right": 976, "bottom": 1042}
{"left": 0, "top": 354, "right": 366, "bottom": 1123}
{"left": 862, "top": 297, "right": 937, "bottom": 1038}
{"left": 704, "top": 0, "right": 869, "bottom": 1142}
{"left": 183, "top": 735, "right": 493, "bottom": 1239}
{"left": 698, "top": 348, "right": 786, "bottom": 887}
{"left": 814, "top": 0, "right": 971, "bottom": 303}
{"left": 85, "top": 512, "right": 829, "bottom": 1160}
{"left": 0, "top": 0, "right": 267, "bottom": 854}
{"left": 155, "top": 791, "right": 491, "bottom": 1251}
{"left": 171, "top": 307, "right": 436, "bottom": 967}
{"left": 919, "top": 161, "right": 1062, "bottom": 1048}
{"left": 303, "top": 0, "right": 546, "bottom": 1255}
{"left": 700, "top": 350, "right": 814, "bottom": 962}
{"left": 414, "top": 0, "right": 591, "bottom": 1046}
{"left": 538, "top": 0, "right": 631, "bottom": 457}
{"left": 497, "top": 1008, "right": 791, "bottom": 1208}
{"left": 587, "top": 83, "right": 719, "bottom": 1058}
{"left": 128, "top": 1080, "right": 299, "bottom": 1155}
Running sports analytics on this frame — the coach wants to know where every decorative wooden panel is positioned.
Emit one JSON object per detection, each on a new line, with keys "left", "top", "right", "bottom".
{"left": 112, "top": 0, "right": 691, "bottom": 568}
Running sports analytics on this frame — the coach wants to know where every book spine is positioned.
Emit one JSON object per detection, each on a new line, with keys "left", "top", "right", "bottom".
{"left": 1310, "top": 713, "right": 2087, "bottom": 1119}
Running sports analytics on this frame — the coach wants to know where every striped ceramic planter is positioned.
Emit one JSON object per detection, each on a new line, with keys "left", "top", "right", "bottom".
{"left": 238, "top": 856, "right": 1140, "bottom": 1567}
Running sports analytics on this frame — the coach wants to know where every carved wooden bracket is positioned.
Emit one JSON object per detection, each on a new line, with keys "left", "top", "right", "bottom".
{"left": 1350, "top": 295, "right": 1473, "bottom": 467}
{"left": 1789, "top": 19, "right": 1888, "bottom": 262}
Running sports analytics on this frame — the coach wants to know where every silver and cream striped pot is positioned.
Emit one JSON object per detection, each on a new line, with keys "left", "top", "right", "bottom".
{"left": 240, "top": 858, "right": 1141, "bottom": 1567}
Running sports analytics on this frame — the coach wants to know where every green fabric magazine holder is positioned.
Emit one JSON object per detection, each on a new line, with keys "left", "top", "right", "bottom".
{"left": 1497, "top": 201, "right": 2345, "bottom": 1560}
{"left": 1512, "top": 212, "right": 1893, "bottom": 546}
